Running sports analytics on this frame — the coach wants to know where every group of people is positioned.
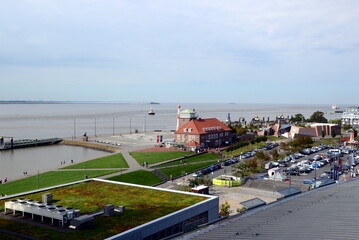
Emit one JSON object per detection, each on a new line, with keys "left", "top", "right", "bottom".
{"left": 61, "top": 160, "right": 74, "bottom": 165}
{"left": 0, "top": 177, "right": 8, "bottom": 184}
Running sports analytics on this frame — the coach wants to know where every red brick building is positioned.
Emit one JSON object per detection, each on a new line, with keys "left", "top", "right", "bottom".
{"left": 174, "top": 117, "right": 232, "bottom": 150}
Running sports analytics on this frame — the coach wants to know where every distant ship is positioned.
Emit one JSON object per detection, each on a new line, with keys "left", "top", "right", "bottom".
{"left": 332, "top": 105, "right": 339, "bottom": 110}
{"left": 148, "top": 109, "right": 155, "bottom": 115}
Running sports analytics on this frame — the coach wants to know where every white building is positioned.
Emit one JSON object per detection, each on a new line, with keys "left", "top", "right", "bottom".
{"left": 342, "top": 107, "right": 359, "bottom": 129}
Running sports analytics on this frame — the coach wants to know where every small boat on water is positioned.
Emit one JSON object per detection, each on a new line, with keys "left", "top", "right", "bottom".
{"left": 332, "top": 104, "right": 339, "bottom": 110}
{"left": 148, "top": 109, "right": 155, "bottom": 115}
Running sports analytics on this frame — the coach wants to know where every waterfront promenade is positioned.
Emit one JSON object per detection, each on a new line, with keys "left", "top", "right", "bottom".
{"left": 59, "top": 131, "right": 175, "bottom": 178}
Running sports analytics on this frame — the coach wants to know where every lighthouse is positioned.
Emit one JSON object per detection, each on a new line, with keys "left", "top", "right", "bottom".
{"left": 176, "top": 105, "right": 181, "bottom": 130}
{"left": 176, "top": 105, "right": 198, "bottom": 130}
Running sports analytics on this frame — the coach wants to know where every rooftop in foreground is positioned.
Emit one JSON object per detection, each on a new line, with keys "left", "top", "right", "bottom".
{"left": 0, "top": 179, "right": 218, "bottom": 240}
{"left": 180, "top": 178, "right": 359, "bottom": 240}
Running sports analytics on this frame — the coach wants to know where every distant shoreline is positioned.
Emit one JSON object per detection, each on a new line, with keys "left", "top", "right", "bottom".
{"left": 0, "top": 101, "right": 154, "bottom": 104}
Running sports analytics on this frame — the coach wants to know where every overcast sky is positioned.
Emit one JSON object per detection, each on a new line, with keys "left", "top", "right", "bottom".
{"left": 0, "top": 0, "right": 358, "bottom": 104}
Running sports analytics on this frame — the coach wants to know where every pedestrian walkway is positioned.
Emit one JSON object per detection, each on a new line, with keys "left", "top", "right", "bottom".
{"left": 97, "top": 149, "right": 150, "bottom": 179}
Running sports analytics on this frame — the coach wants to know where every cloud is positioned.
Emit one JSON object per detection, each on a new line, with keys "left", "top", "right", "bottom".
{"left": 0, "top": 0, "right": 358, "bottom": 102}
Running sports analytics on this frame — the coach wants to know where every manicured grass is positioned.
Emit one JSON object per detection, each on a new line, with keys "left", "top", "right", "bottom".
{"left": 0, "top": 170, "right": 120, "bottom": 196}
{"left": 315, "top": 137, "right": 341, "bottom": 146}
{"left": 267, "top": 136, "right": 286, "bottom": 141}
{"left": 62, "top": 153, "right": 129, "bottom": 169}
{"left": 0, "top": 181, "right": 206, "bottom": 240}
{"left": 159, "top": 161, "right": 218, "bottom": 178}
{"left": 224, "top": 142, "right": 267, "bottom": 158}
{"left": 158, "top": 153, "right": 221, "bottom": 167}
{"left": 107, "top": 170, "right": 163, "bottom": 186}
{"left": 130, "top": 151, "right": 193, "bottom": 165}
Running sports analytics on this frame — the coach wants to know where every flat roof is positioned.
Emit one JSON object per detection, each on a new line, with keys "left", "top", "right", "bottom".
{"left": 310, "top": 123, "right": 338, "bottom": 127}
{"left": 183, "top": 178, "right": 359, "bottom": 240}
{"left": 0, "top": 178, "right": 214, "bottom": 240}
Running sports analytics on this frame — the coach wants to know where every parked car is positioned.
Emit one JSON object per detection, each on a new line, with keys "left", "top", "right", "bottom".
{"left": 221, "top": 160, "right": 232, "bottom": 166}
{"left": 287, "top": 171, "right": 300, "bottom": 176}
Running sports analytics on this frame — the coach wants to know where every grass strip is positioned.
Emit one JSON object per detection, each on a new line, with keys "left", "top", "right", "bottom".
{"left": 130, "top": 151, "right": 193, "bottom": 165}
{"left": 62, "top": 153, "right": 129, "bottom": 169}
{"left": 159, "top": 161, "right": 218, "bottom": 178}
{"left": 266, "top": 136, "right": 286, "bottom": 141}
{"left": 157, "top": 153, "right": 221, "bottom": 167}
{"left": 224, "top": 142, "right": 267, "bottom": 158}
{"left": 0, "top": 170, "right": 120, "bottom": 196}
{"left": 107, "top": 170, "right": 163, "bottom": 186}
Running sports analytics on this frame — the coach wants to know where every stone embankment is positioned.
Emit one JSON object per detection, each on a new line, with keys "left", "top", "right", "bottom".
{"left": 60, "top": 140, "right": 120, "bottom": 153}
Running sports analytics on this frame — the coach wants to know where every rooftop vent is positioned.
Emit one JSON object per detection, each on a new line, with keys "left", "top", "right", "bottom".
{"left": 42, "top": 193, "right": 53, "bottom": 204}
{"left": 103, "top": 204, "right": 115, "bottom": 217}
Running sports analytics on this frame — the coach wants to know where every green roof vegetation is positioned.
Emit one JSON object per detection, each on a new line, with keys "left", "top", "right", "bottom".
{"left": 62, "top": 153, "right": 129, "bottom": 169}
{"left": 0, "top": 170, "right": 121, "bottom": 196}
{"left": 0, "top": 181, "right": 206, "bottom": 240}
{"left": 130, "top": 151, "right": 193, "bottom": 165}
{"left": 107, "top": 170, "right": 163, "bottom": 186}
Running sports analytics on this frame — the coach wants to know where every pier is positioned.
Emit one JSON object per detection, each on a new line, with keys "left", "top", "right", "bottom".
{"left": 0, "top": 137, "right": 62, "bottom": 150}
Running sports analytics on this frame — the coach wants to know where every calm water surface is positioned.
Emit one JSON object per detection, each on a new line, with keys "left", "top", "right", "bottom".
{"left": 0, "top": 102, "right": 345, "bottom": 181}
{"left": 0, "top": 145, "right": 108, "bottom": 181}
{"left": 0, "top": 102, "right": 345, "bottom": 139}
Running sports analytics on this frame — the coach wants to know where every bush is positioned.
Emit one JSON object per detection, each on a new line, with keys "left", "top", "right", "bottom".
{"left": 219, "top": 201, "right": 232, "bottom": 217}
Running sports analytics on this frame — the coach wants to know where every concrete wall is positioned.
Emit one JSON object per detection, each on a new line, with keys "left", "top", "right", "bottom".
{"left": 106, "top": 196, "right": 219, "bottom": 240}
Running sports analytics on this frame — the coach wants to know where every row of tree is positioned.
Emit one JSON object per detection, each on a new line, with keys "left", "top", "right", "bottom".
{"left": 291, "top": 111, "right": 328, "bottom": 123}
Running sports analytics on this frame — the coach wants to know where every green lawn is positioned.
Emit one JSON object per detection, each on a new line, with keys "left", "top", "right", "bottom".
{"left": 62, "top": 153, "right": 129, "bottom": 169}
{"left": 159, "top": 161, "right": 218, "bottom": 178}
{"left": 224, "top": 142, "right": 267, "bottom": 158}
{"left": 107, "top": 170, "right": 163, "bottom": 186}
{"left": 267, "top": 136, "right": 286, "bottom": 141}
{"left": 130, "top": 151, "right": 193, "bottom": 165}
{"left": 157, "top": 153, "right": 221, "bottom": 167}
{"left": 0, "top": 170, "right": 120, "bottom": 196}
{"left": 315, "top": 137, "right": 341, "bottom": 146}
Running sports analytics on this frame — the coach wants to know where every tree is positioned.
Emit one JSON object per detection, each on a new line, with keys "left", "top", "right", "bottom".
{"left": 255, "top": 151, "right": 270, "bottom": 161}
{"left": 188, "top": 176, "right": 213, "bottom": 188}
{"left": 343, "top": 124, "right": 352, "bottom": 131}
{"left": 308, "top": 111, "right": 328, "bottom": 123}
{"left": 329, "top": 119, "right": 341, "bottom": 125}
{"left": 331, "top": 130, "right": 337, "bottom": 138}
{"left": 269, "top": 148, "right": 280, "bottom": 160}
{"left": 290, "top": 113, "right": 305, "bottom": 122}
{"left": 235, "top": 126, "right": 247, "bottom": 134}
{"left": 219, "top": 201, "right": 233, "bottom": 217}
{"left": 232, "top": 162, "right": 251, "bottom": 178}
{"left": 354, "top": 129, "right": 358, "bottom": 138}
{"left": 289, "top": 136, "right": 314, "bottom": 148}
{"left": 321, "top": 130, "right": 325, "bottom": 138}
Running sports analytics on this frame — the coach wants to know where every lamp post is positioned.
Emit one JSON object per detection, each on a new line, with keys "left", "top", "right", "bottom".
{"left": 94, "top": 118, "right": 97, "bottom": 137}
{"left": 113, "top": 118, "right": 115, "bottom": 135}
{"left": 130, "top": 116, "right": 132, "bottom": 134}
{"left": 37, "top": 170, "right": 40, "bottom": 189}
{"left": 73, "top": 118, "right": 76, "bottom": 139}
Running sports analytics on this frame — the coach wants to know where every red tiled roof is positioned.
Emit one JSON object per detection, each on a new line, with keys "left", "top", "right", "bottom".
{"left": 176, "top": 118, "right": 231, "bottom": 134}
{"left": 186, "top": 141, "right": 200, "bottom": 147}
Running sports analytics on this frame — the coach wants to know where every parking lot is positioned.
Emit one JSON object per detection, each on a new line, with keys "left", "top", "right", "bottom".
{"left": 191, "top": 143, "right": 359, "bottom": 189}
{"left": 258, "top": 145, "right": 358, "bottom": 187}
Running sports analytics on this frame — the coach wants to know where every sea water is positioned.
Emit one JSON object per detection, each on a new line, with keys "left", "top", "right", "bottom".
{"left": 0, "top": 102, "right": 345, "bottom": 180}
{"left": 0, "top": 102, "right": 344, "bottom": 139}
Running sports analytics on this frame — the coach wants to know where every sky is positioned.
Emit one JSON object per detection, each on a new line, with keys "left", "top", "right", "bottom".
{"left": 0, "top": 0, "right": 358, "bottom": 104}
